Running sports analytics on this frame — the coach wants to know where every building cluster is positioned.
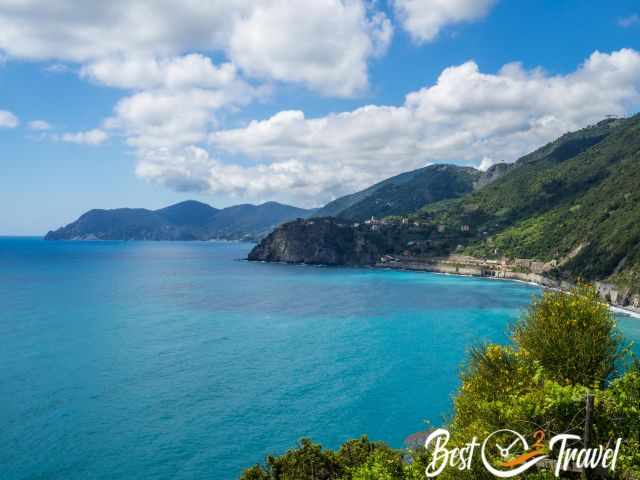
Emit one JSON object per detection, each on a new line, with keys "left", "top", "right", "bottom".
{"left": 361, "top": 216, "right": 428, "bottom": 230}
{"left": 357, "top": 216, "right": 472, "bottom": 234}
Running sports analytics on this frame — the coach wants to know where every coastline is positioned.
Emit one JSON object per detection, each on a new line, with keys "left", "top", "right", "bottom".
{"left": 248, "top": 255, "right": 640, "bottom": 319}
{"left": 372, "top": 257, "right": 640, "bottom": 319}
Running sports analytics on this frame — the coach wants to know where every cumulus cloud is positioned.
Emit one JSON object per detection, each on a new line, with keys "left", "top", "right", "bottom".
{"left": 146, "top": 48, "right": 640, "bottom": 206}
{"left": 56, "top": 129, "right": 109, "bottom": 145}
{"left": 136, "top": 146, "right": 346, "bottom": 205}
{"left": 96, "top": 55, "right": 267, "bottom": 157}
{"left": 0, "top": 2, "right": 240, "bottom": 61}
{"left": 78, "top": 51, "right": 266, "bottom": 165}
{"left": 86, "top": 52, "right": 265, "bottom": 153}
{"left": 81, "top": 54, "right": 246, "bottom": 91}
{"left": 392, "top": 0, "right": 496, "bottom": 42}
{"left": 0, "top": 109, "right": 19, "bottom": 128}
{"left": 0, "top": 0, "right": 391, "bottom": 96}
{"left": 229, "top": 2, "right": 392, "bottom": 96}
{"left": 107, "top": 85, "right": 260, "bottom": 151}
{"left": 28, "top": 120, "right": 51, "bottom": 130}
{"left": 619, "top": 14, "right": 640, "bottom": 28}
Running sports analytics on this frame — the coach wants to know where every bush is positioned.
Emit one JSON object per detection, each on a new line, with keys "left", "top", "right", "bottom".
{"left": 512, "top": 283, "right": 622, "bottom": 387}
{"left": 348, "top": 450, "right": 405, "bottom": 480}
{"left": 241, "top": 438, "right": 342, "bottom": 480}
{"left": 239, "top": 436, "right": 426, "bottom": 480}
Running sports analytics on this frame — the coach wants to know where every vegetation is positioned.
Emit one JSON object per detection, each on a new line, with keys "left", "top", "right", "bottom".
{"left": 240, "top": 285, "right": 640, "bottom": 479}
{"left": 313, "top": 165, "right": 481, "bottom": 222}
{"left": 240, "top": 437, "right": 425, "bottom": 480}
{"left": 415, "top": 116, "right": 640, "bottom": 294}
{"left": 513, "top": 283, "right": 622, "bottom": 387}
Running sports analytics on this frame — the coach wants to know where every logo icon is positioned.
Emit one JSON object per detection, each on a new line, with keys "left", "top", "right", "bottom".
{"left": 480, "top": 429, "right": 547, "bottom": 478}
{"left": 423, "top": 427, "right": 622, "bottom": 478}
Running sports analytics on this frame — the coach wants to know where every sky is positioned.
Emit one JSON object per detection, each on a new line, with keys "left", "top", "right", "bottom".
{"left": 1, "top": 1, "right": 640, "bottom": 235}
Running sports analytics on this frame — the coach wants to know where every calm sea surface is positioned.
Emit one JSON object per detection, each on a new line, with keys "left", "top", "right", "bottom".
{"left": 2, "top": 238, "right": 639, "bottom": 479}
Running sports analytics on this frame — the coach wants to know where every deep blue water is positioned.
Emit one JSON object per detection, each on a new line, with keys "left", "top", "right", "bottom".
{"left": 2, "top": 238, "right": 639, "bottom": 479}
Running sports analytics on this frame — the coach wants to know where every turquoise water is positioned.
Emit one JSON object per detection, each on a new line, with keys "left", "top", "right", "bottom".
{"left": 2, "top": 238, "right": 639, "bottom": 479}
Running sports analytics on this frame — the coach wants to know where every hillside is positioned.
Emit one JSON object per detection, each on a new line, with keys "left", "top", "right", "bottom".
{"left": 45, "top": 200, "right": 314, "bottom": 241}
{"left": 312, "top": 164, "right": 485, "bottom": 221}
{"left": 416, "top": 116, "right": 640, "bottom": 288}
{"left": 249, "top": 115, "right": 640, "bottom": 301}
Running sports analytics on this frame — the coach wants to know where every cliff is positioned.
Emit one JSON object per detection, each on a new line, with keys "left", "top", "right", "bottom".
{"left": 248, "top": 218, "right": 387, "bottom": 265}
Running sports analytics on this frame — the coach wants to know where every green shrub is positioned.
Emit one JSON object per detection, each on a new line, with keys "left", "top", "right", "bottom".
{"left": 513, "top": 283, "right": 622, "bottom": 387}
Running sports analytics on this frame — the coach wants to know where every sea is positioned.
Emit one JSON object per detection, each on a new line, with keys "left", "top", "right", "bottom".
{"left": 2, "top": 237, "right": 639, "bottom": 479}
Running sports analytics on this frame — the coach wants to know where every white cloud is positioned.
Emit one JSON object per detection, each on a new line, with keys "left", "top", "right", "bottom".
{"left": 0, "top": 1, "right": 240, "bottom": 61}
{"left": 28, "top": 120, "right": 51, "bottom": 130}
{"left": 229, "top": 1, "right": 392, "bottom": 96}
{"left": 135, "top": 146, "right": 341, "bottom": 204}
{"left": 80, "top": 54, "right": 244, "bottom": 91}
{"left": 57, "top": 129, "right": 109, "bottom": 145}
{"left": 34, "top": 54, "right": 262, "bottom": 153}
{"left": 133, "top": 48, "right": 640, "bottom": 206}
{"left": 98, "top": 55, "right": 267, "bottom": 154}
{"left": 108, "top": 86, "right": 257, "bottom": 151}
{"left": 77, "top": 51, "right": 268, "bottom": 166}
{"left": 392, "top": 0, "right": 496, "bottom": 43}
{"left": 619, "top": 14, "right": 640, "bottom": 28}
{"left": 0, "top": 109, "right": 19, "bottom": 128}
{"left": 0, "top": 0, "right": 391, "bottom": 96}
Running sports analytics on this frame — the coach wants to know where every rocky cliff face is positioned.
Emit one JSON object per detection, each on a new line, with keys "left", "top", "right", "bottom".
{"left": 595, "top": 282, "right": 640, "bottom": 312}
{"left": 474, "top": 162, "right": 512, "bottom": 189}
{"left": 248, "top": 218, "right": 386, "bottom": 265}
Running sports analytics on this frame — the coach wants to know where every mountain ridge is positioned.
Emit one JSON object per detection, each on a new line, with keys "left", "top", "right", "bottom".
{"left": 312, "top": 164, "right": 490, "bottom": 221}
{"left": 45, "top": 200, "right": 315, "bottom": 241}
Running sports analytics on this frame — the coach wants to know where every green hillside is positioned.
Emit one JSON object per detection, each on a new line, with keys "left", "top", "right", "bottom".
{"left": 313, "top": 164, "right": 482, "bottom": 221}
{"left": 415, "top": 116, "right": 640, "bottom": 290}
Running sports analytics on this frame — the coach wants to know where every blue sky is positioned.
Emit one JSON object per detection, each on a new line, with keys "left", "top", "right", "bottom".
{"left": 1, "top": 0, "right": 640, "bottom": 235}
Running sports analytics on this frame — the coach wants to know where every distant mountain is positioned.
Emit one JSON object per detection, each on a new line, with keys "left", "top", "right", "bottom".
{"left": 155, "top": 200, "right": 219, "bottom": 226}
{"left": 250, "top": 115, "right": 640, "bottom": 305}
{"left": 45, "top": 200, "right": 315, "bottom": 241}
{"left": 313, "top": 164, "right": 489, "bottom": 221}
